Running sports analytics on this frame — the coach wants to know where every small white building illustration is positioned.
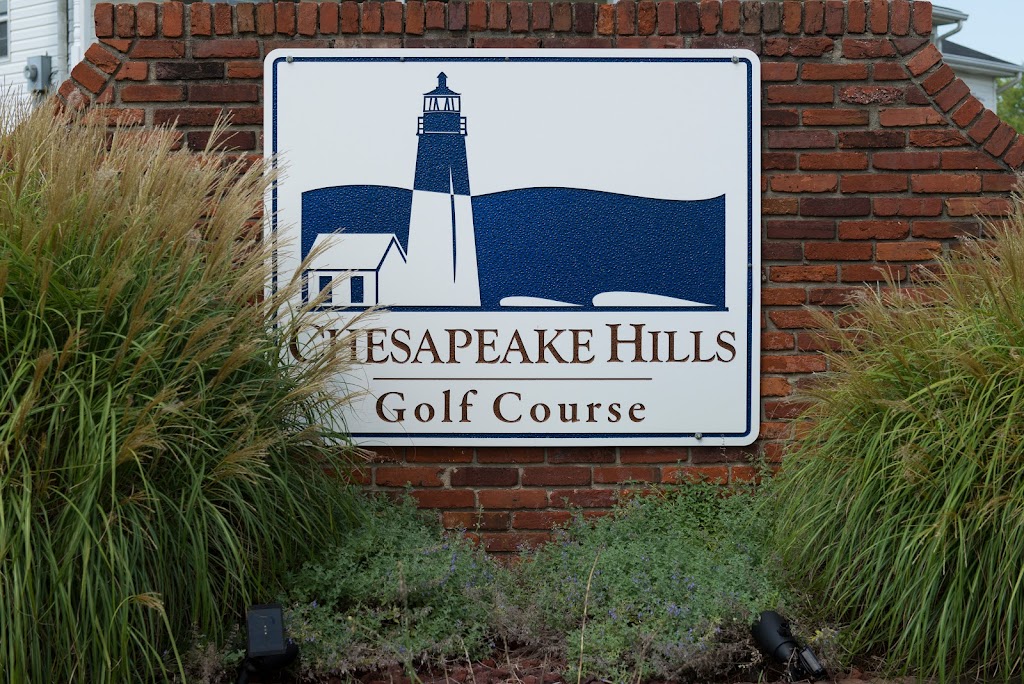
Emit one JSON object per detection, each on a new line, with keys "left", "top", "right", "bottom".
{"left": 305, "top": 234, "right": 406, "bottom": 307}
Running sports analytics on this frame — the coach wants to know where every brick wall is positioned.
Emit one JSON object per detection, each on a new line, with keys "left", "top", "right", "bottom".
{"left": 58, "top": 0, "right": 1024, "bottom": 552}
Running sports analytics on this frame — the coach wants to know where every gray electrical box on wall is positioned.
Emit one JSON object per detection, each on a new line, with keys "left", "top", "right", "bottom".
{"left": 24, "top": 55, "right": 52, "bottom": 93}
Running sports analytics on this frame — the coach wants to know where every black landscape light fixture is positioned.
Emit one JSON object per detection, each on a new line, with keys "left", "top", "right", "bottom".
{"left": 237, "top": 604, "right": 299, "bottom": 684}
{"left": 751, "top": 611, "right": 827, "bottom": 681}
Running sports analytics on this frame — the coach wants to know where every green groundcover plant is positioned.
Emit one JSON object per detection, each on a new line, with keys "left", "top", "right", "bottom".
{"left": 186, "top": 481, "right": 797, "bottom": 683}
{"left": 772, "top": 193, "right": 1024, "bottom": 682}
{"left": 0, "top": 104, "right": 361, "bottom": 682}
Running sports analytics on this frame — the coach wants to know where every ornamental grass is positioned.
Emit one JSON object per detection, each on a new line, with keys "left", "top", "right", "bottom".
{"left": 0, "top": 103, "right": 361, "bottom": 682}
{"left": 772, "top": 191, "right": 1024, "bottom": 682}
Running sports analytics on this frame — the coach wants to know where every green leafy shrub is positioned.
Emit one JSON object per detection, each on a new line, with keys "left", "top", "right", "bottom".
{"left": 772, "top": 197, "right": 1024, "bottom": 682}
{"left": 0, "top": 105, "right": 360, "bottom": 682}
{"left": 280, "top": 495, "right": 503, "bottom": 678}
{"left": 504, "top": 482, "right": 788, "bottom": 683}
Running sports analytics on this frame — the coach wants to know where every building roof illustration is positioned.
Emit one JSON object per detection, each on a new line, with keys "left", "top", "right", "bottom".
{"left": 309, "top": 233, "right": 406, "bottom": 271}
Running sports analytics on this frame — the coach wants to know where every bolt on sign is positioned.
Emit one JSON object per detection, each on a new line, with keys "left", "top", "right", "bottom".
{"left": 265, "top": 49, "right": 761, "bottom": 446}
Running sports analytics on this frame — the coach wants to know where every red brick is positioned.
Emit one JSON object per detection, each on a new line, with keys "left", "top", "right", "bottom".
{"left": 764, "top": 152, "right": 798, "bottom": 170}
{"left": 761, "top": 0, "right": 780, "bottom": 32}
{"left": 594, "top": 466, "right": 659, "bottom": 484}
{"left": 193, "top": 39, "right": 259, "bottom": 58}
{"left": 116, "top": 61, "right": 148, "bottom": 81}
{"left": 474, "top": 447, "right": 544, "bottom": 463}
{"left": 225, "top": 61, "right": 262, "bottom": 79}
{"left": 375, "top": 466, "right": 443, "bottom": 487}
{"left": 1004, "top": 138, "right": 1024, "bottom": 169}
{"left": 119, "top": 82, "right": 184, "bottom": 101}
{"left": 442, "top": 511, "right": 509, "bottom": 530}
{"left": 770, "top": 174, "right": 837, "bottom": 193}
{"left": 838, "top": 220, "right": 910, "bottom": 240}
{"left": 152, "top": 107, "right": 220, "bottom": 126}
{"left": 381, "top": 1, "right": 403, "bottom": 32}
{"left": 190, "top": 3, "right": 211, "bottom": 36}
{"left": 873, "top": 198, "right": 944, "bottom": 217}
{"left": 801, "top": 63, "right": 868, "bottom": 81}
{"left": 762, "top": 62, "right": 797, "bottom": 82}
{"left": 801, "top": 152, "right": 868, "bottom": 170}
{"left": 839, "top": 130, "right": 906, "bottom": 148}
{"left": 765, "top": 400, "right": 812, "bottom": 420}
{"left": 914, "top": 1, "right": 933, "bottom": 35}
{"left": 890, "top": 0, "right": 910, "bottom": 35}
{"left": 766, "top": 219, "right": 835, "bottom": 239}
{"left": 781, "top": 0, "right": 800, "bottom": 33}
{"left": 574, "top": 2, "right": 596, "bottom": 32}
{"left": 129, "top": 40, "right": 184, "bottom": 58}
{"left": 256, "top": 3, "right": 275, "bottom": 34}
{"left": 619, "top": 446, "right": 688, "bottom": 463}
{"left": 236, "top": 3, "right": 255, "bottom": 32}
{"left": 876, "top": 242, "right": 942, "bottom": 261}
{"left": 781, "top": 36, "right": 836, "bottom": 57}
{"left": 478, "top": 489, "right": 547, "bottom": 509}
{"left": 802, "top": 109, "right": 869, "bottom": 126}
{"left": 189, "top": 83, "right": 257, "bottom": 102}
{"left": 879, "top": 107, "right": 945, "bottom": 127}
{"left": 550, "top": 2, "right": 570, "bottom": 31}
{"left": 934, "top": 79, "right": 970, "bottom": 112}
{"left": 842, "top": 263, "right": 908, "bottom": 282}
{"left": 700, "top": 0, "right": 720, "bottom": 34}
{"left": 839, "top": 85, "right": 902, "bottom": 105}
{"left": 983, "top": 173, "right": 1018, "bottom": 192}
{"left": 840, "top": 174, "right": 908, "bottom": 193}
{"left": 135, "top": 2, "right": 157, "bottom": 36}
{"left": 910, "top": 130, "right": 967, "bottom": 148}
{"left": 717, "top": 0, "right": 737, "bottom": 32}
{"left": 801, "top": 197, "right": 870, "bottom": 216}
{"left": 763, "top": 198, "right": 799, "bottom": 215}
{"left": 985, "top": 124, "right": 1017, "bottom": 157}
{"left": 941, "top": 151, "right": 1004, "bottom": 171}
{"left": 764, "top": 242, "right": 802, "bottom": 261}
{"left": 912, "top": 220, "right": 980, "bottom": 239}
{"left": 762, "top": 333, "right": 796, "bottom": 352}
{"left": 631, "top": 1, "right": 652, "bottom": 34}
{"left": 662, "top": 465, "right": 729, "bottom": 485}
{"left": 769, "top": 266, "right": 837, "bottom": 283}
{"left": 766, "top": 85, "right": 834, "bottom": 104}
{"left": 762, "top": 376, "right": 793, "bottom": 397}
{"left": 70, "top": 63, "right": 108, "bottom": 94}
{"left": 407, "top": 489, "right": 475, "bottom": 508}
{"left": 655, "top": 0, "right": 675, "bottom": 33}
{"left": 159, "top": 2, "right": 183, "bottom": 38}
{"left": 447, "top": 0, "right": 466, "bottom": 30}
{"left": 95, "top": 2, "right": 114, "bottom": 36}
{"left": 763, "top": 109, "right": 799, "bottom": 126}
{"left": 676, "top": 0, "right": 698, "bottom": 31}
{"left": 522, "top": 467, "right": 592, "bottom": 486}
{"left": 921, "top": 64, "right": 955, "bottom": 96}
{"left": 507, "top": 1, "right": 527, "bottom": 31}
{"left": 802, "top": 0, "right": 823, "bottom": 33}
{"left": 968, "top": 110, "right": 1001, "bottom": 143}
{"left": 548, "top": 447, "right": 615, "bottom": 464}
{"left": 294, "top": 2, "right": 317, "bottom": 35}
{"left": 843, "top": 38, "right": 895, "bottom": 58}
{"left": 769, "top": 310, "right": 827, "bottom": 328}
{"left": 86, "top": 107, "right": 145, "bottom": 126}
{"left": 213, "top": 3, "right": 233, "bottom": 34}
{"left": 464, "top": 0, "right": 483, "bottom": 29}
{"left": 947, "top": 99, "right": 982, "bottom": 131}
{"left": 873, "top": 151, "right": 940, "bottom": 170}
{"left": 115, "top": 3, "right": 135, "bottom": 37}
{"left": 404, "top": 446, "right": 472, "bottom": 463}
{"left": 873, "top": 63, "right": 909, "bottom": 80}
{"left": 513, "top": 511, "right": 573, "bottom": 529}
{"left": 186, "top": 130, "right": 256, "bottom": 152}
{"left": 804, "top": 242, "right": 872, "bottom": 261}
{"left": 275, "top": 1, "right": 295, "bottom": 34}
{"left": 945, "top": 197, "right": 1012, "bottom": 217}
{"left": 421, "top": 0, "right": 444, "bottom": 29}
{"left": 824, "top": 0, "right": 843, "bottom": 34}
{"left": 448, "top": 467, "right": 516, "bottom": 487}
{"left": 549, "top": 488, "right": 617, "bottom": 508}
{"left": 359, "top": 0, "right": 380, "bottom": 31}
{"left": 614, "top": 0, "right": 634, "bottom": 34}
{"left": 911, "top": 173, "right": 981, "bottom": 194}
{"left": 768, "top": 130, "right": 835, "bottom": 149}
{"left": 762, "top": 287, "right": 807, "bottom": 305}
{"left": 846, "top": 0, "right": 865, "bottom": 32}
{"left": 869, "top": 0, "right": 887, "bottom": 32}
{"left": 85, "top": 43, "right": 122, "bottom": 75}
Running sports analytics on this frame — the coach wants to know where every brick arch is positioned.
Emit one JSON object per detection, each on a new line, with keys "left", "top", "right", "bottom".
{"left": 56, "top": 0, "right": 1024, "bottom": 552}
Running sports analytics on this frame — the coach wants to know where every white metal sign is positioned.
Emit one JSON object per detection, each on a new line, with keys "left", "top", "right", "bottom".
{"left": 265, "top": 49, "right": 760, "bottom": 446}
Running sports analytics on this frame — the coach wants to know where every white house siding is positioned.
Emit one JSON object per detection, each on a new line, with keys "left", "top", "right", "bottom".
{"left": 959, "top": 71, "right": 999, "bottom": 112}
{"left": 0, "top": 0, "right": 75, "bottom": 101}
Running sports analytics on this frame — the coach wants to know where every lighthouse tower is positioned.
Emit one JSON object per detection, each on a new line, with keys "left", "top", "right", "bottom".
{"left": 398, "top": 73, "right": 481, "bottom": 307}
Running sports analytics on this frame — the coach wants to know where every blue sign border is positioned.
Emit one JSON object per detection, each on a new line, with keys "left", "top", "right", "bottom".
{"left": 269, "top": 54, "right": 757, "bottom": 442}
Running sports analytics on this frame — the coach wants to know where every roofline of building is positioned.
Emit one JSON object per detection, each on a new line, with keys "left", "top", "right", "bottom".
{"left": 932, "top": 5, "right": 970, "bottom": 24}
{"left": 941, "top": 50, "right": 1023, "bottom": 78}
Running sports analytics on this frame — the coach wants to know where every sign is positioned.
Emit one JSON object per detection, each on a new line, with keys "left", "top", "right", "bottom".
{"left": 265, "top": 49, "right": 760, "bottom": 446}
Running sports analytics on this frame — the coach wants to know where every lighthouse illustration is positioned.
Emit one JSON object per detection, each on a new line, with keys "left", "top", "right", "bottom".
{"left": 301, "top": 72, "right": 728, "bottom": 312}
{"left": 303, "top": 73, "right": 480, "bottom": 309}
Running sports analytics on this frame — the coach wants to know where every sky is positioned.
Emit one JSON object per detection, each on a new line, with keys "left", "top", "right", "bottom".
{"left": 932, "top": 1, "right": 1024, "bottom": 66}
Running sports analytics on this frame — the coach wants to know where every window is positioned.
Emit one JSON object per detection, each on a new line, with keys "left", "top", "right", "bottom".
{"left": 318, "top": 275, "right": 333, "bottom": 299}
{"left": 0, "top": 0, "right": 9, "bottom": 59}
{"left": 350, "top": 276, "right": 365, "bottom": 304}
